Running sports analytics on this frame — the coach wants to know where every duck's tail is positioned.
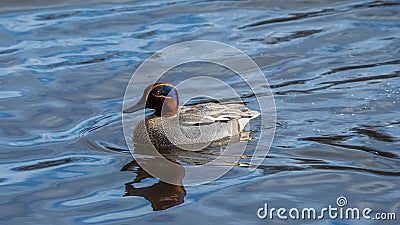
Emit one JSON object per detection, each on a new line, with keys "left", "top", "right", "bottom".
{"left": 238, "top": 110, "right": 260, "bottom": 132}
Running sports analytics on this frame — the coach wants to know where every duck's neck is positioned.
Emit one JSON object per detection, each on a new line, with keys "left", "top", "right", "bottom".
{"left": 154, "top": 109, "right": 177, "bottom": 118}
{"left": 154, "top": 98, "right": 178, "bottom": 118}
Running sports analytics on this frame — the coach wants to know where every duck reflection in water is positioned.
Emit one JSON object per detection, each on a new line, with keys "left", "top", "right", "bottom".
{"left": 121, "top": 153, "right": 186, "bottom": 211}
{"left": 120, "top": 136, "right": 251, "bottom": 211}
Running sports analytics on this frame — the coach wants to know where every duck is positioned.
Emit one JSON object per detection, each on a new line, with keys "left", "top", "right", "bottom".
{"left": 123, "top": 82, "right": 260, "bottom": 148}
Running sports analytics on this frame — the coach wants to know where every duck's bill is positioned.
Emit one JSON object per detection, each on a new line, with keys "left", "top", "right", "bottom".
{"left": 123, "top": 102, "right": 144, "bottom": 113}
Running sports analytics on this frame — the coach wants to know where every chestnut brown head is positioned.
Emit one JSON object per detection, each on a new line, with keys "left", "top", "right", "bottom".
{"left": 124, "top": 82, "right": 179, "bottom": 117}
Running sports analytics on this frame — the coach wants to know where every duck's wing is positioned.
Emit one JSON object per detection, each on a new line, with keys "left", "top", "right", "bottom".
{"left": 178, "top": 103, "right": 259, "bottom": 126}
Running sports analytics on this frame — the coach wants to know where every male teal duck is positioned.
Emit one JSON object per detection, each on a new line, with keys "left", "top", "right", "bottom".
{"left": 123, "top": 82, "right": 260, "bottom": 148}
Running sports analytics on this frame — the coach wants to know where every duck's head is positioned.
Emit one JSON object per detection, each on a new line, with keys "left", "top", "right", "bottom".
{"left": 124, "top": 82, "right": 179, "bottom": 117}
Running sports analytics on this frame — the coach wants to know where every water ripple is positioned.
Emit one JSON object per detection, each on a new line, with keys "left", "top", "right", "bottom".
{"left": 3, "top": 113, "right": 121, "bottom": 147}
{"left": 0, "top": 155, "right": 111, "bottom": 187}
{"left": 13, "top": 157, "right": 90, "bottom": 171}
{"left": 299, "top": 135, "right": 399, "bottom": 159}
{"left": 320, "top": 59, "right": 400, "bottom": 76}
{"left": 238, "top": 8, "right": 335, "bottom": 29}
{"left": 352, "top": 127, "right": 398, "bottom": 142}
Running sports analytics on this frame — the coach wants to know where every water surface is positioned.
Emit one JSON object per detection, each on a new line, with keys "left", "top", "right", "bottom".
{"left": 0, "top": 0, "right": 399, "bottom": 224}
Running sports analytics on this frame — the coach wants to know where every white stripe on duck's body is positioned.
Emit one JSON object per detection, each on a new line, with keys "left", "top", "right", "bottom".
{"left": 123, "top": 82, "right": 260, "bottom": 148}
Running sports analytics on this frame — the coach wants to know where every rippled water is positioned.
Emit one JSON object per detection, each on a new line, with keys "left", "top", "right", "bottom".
{"left": 1, "top": 0, "right": 399, "bottom": 224}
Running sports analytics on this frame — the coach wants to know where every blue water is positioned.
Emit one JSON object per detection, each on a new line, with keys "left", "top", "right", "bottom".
{"left": 0, "top": 0, "right": 399, "bottom": 224}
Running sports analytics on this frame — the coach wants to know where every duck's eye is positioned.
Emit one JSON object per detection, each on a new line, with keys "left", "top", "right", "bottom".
{"left": 151, "top": 85, "right": 175, "bottom": 97}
